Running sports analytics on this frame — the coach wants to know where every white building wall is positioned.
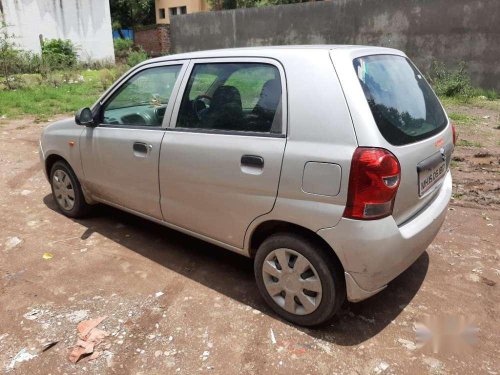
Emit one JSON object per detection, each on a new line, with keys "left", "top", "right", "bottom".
{"left": 1, "top": 0, "right": 115, "bottom": 62}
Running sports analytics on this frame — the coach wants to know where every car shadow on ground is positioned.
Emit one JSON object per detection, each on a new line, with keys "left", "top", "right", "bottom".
{"left": 43, "top": 195, "right": 429, "bottom": 346}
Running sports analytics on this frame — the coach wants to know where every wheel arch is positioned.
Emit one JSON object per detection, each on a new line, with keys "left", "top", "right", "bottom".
{"left": 247, "top": 220, "right": 345, "bottom": 273}
{"left": 45, "top": 153, "right": 70, "bottom": 179}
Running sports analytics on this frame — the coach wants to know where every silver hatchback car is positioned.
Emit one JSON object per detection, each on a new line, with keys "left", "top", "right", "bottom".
{"left": 40, "top": 46, "right": 454, "bottom": 326}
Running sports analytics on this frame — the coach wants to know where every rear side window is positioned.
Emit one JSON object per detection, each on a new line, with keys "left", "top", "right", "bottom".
{"left": 176, "top": 63, "right": 282, "bottom": 134}
{"left": 353, "top": 55, "right": 447, "bottom": 145}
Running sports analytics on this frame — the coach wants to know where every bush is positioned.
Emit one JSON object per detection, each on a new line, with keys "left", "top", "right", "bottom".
{"left": 114, "top": 38, "right": 134, "bottom": 58}
{"left": 429, "top": 61, "right": 474, "bottom": 99}
{"left": 127, "top": 49, "right": 149, "bottom": 67}
{"left": 41, "top": 39, "right": 78, "bottom": 70}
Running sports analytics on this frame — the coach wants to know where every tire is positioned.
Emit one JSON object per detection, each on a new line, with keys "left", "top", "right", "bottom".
{"left": 50, "top": 160, "right": 90, "bottom": 218}
{"left": 254, "top": 233, "right": 345, "bottom": 326}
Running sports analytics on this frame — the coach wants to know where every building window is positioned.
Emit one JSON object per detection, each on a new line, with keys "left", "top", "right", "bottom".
{"left": 180, "top": 6, "right": 187, "bottom": 14}
{"left": 159, "top": 8, "right": 166, "bottom": 19}
{"left": 169, "top": 7, "right": 177, "bottom": 16}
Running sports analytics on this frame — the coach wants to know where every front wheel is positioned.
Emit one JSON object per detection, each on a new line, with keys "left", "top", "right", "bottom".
{"left": 254, "top": 233, "right": 345, "bottom": 326}
{"left": 50, "top": 161, "right": 90, "bottom": 218}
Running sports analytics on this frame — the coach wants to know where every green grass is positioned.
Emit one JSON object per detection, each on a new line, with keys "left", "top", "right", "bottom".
{"left": 457, "top": 139, "right": 483, "bottom": 148}
{"left": 0, "top": 70, "right": 106, "bottom": 119}
{"left": 448, "top": 112, "right": 475, "bottom": 125}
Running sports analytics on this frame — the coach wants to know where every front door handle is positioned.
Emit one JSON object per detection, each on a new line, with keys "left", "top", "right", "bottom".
{"left": 133, "top": 142, "right": 150, "bottom": 157}
{"left": 241, "top": 155, "right": 264, "bottom": 168}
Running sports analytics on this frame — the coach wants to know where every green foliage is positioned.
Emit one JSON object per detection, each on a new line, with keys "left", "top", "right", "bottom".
{"left": 456, "top": 139, "right": 482, "bottom": 148}
{"left": 114, "top": 38, "right": 134, "bottom": 63}
{"left": 110, "top": 0, "right": 155, "bottom": 28}
{"left": 475, "top": 88, "right": 499, "bottom": 101}
{"left": 448, "top": 112, "right": 475, "bottom": 125}
{"left": 114, "top": 38, "right": 133, "bottom": 53}
{"left": 429, "top": 61, "right": 474, "bottom": 99}
{"left": 127, "top": 50, "right": 149, "bottom": 67}
{"left": 41, "top": 39, "right": 78, "bottom": 70}
{"left": 0, "top": 20, "right": 21, "bottom": 89}
{"left": 0, "top": 69, "right": 111, "bottom": 118}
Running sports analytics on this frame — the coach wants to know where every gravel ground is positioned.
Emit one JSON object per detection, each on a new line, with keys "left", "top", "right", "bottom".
{"left": 0, "top": 108, "right": 498, "bottom": 374}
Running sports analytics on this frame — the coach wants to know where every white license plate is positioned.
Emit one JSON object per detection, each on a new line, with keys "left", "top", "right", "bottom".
{"left": 418, "top": 161, "right": 446, "bottom": 196}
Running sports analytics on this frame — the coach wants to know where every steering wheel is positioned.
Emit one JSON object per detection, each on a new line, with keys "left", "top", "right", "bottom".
{"left": 192, "top": 94, "right": 212, "bottom": 120}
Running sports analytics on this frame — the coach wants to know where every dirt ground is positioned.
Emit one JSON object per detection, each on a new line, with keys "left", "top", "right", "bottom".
{"left": 0, "top": 103, "right": 498, "bottom": 374}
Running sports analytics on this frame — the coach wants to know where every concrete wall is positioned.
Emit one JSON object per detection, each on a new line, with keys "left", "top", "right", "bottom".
{"left": 170, "top": 0, "right": 500, "bottom": 90}
{"left": 1, "top": 0, "right": 114, "bottom": 62}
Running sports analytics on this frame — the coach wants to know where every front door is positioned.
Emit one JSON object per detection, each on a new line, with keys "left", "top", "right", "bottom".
{"left": 80, "top": 62, "right": 185, "bottom": 219}
{"left": 160, "top": 59, "right": 287, "bottom": 248}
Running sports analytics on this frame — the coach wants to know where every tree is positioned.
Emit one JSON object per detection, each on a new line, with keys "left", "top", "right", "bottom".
{"left": 110, "top": 0, "right": 156, "bottom": 30}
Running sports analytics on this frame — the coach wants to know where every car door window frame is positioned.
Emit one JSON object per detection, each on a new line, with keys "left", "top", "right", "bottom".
{"left": 168, "top": 57, "right": 288, "bottom": 138}
{"left": 94, "top": 60, "right": 189, "bottom": 130}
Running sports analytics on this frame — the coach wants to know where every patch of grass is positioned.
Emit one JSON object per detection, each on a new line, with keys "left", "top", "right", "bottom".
{"left": 448, "top": 112, "right": 476, "bottom": 125}
{"left": 475, "top": 88, "right": 499, "bottom": 100}
{"left": 457, "top": 139, "right": 483, "bottom": 148}
{"left": 450, "top": 160, "right": 459, "bottom": 168}
{"left": 0, "top": 69, "right": 110, "bottom": 119}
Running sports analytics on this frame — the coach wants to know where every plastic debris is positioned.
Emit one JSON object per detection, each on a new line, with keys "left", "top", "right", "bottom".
{"left": 5, "top": 236, "right": 22, "bottom": 250}
{"left": 42, "top": 252, "right": 53, "bottom": 260}
{"left": 270, "top": 328, "right": 277, "bottom": 344}
{"left": 69, "top": 316, "right": 109, "bottom": 363}
{"left": 155, "top": 291, "right": 164, "bottom": 298}
{"left": 23, "top": 309, "right": 43, "bottom": 321}
{"left": 7, "top": 348, "right": 37, "bottom": 370}
{"left": 397, "top": 338, "right": 417, "bottom": 351}
{"left": 374, "top": 361, "right": 390, "bottom": 374}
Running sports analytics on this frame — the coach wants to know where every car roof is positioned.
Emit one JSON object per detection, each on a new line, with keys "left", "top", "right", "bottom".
{"left": 145, "top": 45, "right": 403, "bottom": 64}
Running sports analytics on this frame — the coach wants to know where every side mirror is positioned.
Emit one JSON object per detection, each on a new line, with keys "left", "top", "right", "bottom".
{"left": 75, "top": 107, "right": 95, "bottom": 127}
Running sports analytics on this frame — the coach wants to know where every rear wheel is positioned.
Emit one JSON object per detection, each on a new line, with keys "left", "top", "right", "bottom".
{"left": 50, "top": 161, "right": 90, "bottom": 218}
{"left": 254, "top": 233, "right": 345, "bottom": 326}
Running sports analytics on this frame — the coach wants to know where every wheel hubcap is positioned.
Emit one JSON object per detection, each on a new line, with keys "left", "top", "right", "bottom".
{"left": 52, "top": 170, "right": 75, "bottom": 211}
{"left": 262, "top": 248, "right": 322, "bottom": 315}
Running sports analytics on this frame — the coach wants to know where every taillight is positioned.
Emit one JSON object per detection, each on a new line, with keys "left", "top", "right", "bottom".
{"left": 343, "top": 147, "right": 401, "bottom": 220}
{"left": 451, "top": 122, "right": 457, "bottom": 146}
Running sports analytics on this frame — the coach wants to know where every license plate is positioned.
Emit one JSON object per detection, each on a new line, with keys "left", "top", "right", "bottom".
{"left": 418, "top": 161, "right": 446, "bottom": 196}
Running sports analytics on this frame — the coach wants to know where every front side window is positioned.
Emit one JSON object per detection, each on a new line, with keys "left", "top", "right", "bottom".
{"left": 102, "top": 65, "right": 181, "bottom": 127}
{"left": 354, "top": 55, "right": 447, "bottom": 145}
{"left": 176, "top": 63, "right": 283, "bottom": 134}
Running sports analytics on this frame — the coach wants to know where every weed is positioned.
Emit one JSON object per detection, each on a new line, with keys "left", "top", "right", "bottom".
{"left": 99, "top": 69, "right": 115, "bottom": 90}
{"left": 127, "top": 50, "right": 149, "bottom": 67}
{"left": 475, "top": 88, "right": 499, "bottom": 101}
{"left": 457, "top": 139, "right": 482, "bottom": 147}
{"left": 429, "top": 61, "right": 474, "bottom": 100}
{"left": 448, "top": 112, "right": 475, "bottom": 124}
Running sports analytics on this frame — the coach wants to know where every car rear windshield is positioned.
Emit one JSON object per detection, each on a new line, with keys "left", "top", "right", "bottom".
{"left": 353, "top": 55, "right": 447, "bottom": 146}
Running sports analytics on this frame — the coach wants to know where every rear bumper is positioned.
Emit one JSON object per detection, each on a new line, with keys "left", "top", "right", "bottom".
{"left": 318, "top": 171, "right": 452, "bottom": 302}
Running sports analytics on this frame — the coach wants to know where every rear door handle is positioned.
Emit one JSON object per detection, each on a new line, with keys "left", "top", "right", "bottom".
{"left": 241, "top": 155, "right": 264, "bottom": 168}
{"left": 133, "top": 142, "right": 150, "bottom": 156}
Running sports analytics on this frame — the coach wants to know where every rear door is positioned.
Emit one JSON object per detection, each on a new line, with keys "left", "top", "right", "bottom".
{"left": 331, "top": 49, "right": 454, "bottom": 224}
{"left": 159, "top": 58, "right": 287, "bottom": 248}
{"left": 80, "top": 61, "right": 186, "bottom": 219}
